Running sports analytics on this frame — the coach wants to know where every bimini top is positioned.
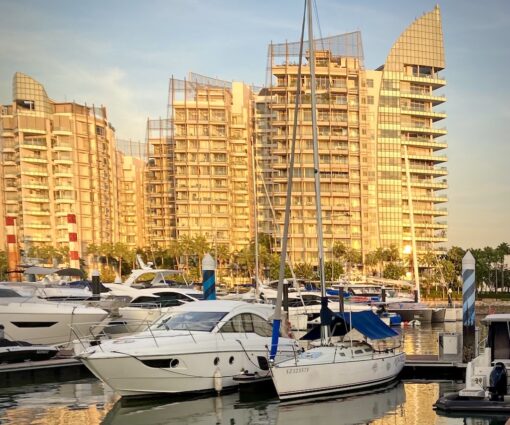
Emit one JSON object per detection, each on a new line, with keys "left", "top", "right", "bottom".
{"left": 301, "top": 310, "right": 399, "bottom": 341}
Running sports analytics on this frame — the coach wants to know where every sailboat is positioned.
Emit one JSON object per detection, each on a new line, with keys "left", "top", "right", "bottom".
{"left": 269, "top": 0, "right": 405, "bottom": 400}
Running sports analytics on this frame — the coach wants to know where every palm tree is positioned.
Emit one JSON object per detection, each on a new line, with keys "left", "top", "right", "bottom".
{"left": 364, "top": 251, "right": 379, "bottom": 277}
{"left": 215, "top": 244, "right": 231, "bottom": 282}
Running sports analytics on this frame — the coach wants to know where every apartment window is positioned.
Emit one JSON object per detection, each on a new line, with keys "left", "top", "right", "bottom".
{"left": 366, "top": 79, "right": 374, "bottom": 88}
{"left": 367, "top": 96, "right": 374, "bottom": 105}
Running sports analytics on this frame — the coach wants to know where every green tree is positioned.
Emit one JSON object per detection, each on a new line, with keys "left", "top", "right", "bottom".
{"left": 294, "top": 262, "right": 316, "bottom": 280}
{"left": 383, "top": 263, "right": 406, "bottom": 280}
{"left": 324, "top": 261, "right": 344, "bottom": 281}
{"left": 446, "top": 246, "right": 465, "bottom": 279}
{"left": 0, "top": 250, "right": 7, "bottom": 280}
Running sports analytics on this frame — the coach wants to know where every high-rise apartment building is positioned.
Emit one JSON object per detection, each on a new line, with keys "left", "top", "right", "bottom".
{"left": 260, "top": 6, "right": 447, "bottom": 264}
{"left": 0, "top": 73, "right": 145, "bottom": 256}
{"left": 146, "top": 74, "right": 254, "bottom": 251}
{"left": 115, "top": 139, "right": 147, "bottom": 250}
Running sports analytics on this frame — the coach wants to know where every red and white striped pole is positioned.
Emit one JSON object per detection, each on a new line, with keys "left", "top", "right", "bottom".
{"left": 5, "top": 216, "right": 20, "bottom": 282}
{"left": 67, "top": 214, "right": 80, "bottom": 269}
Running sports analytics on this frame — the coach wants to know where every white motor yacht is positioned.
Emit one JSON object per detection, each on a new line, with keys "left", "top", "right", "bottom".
{"left": 77, "top": 300, "right": 299, "bottom": 396}
{"left": 105, "top": 287, "right": 203, "bottom": 335}
{"left": 0, "top": 286, "right": 109, "bottom": 346}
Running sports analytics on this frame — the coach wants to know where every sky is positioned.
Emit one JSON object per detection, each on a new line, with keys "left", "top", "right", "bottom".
{"left": 0, "top": 0, "right": 509, "bottom": 249}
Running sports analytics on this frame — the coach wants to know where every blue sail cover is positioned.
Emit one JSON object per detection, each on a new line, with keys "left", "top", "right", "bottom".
{"left": 301, "top": 310, "right": 398, "bottom": 341}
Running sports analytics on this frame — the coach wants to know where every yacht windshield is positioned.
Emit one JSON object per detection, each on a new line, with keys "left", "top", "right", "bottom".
{"left": 153, "top": 311, "right": 227, "bottom": 332}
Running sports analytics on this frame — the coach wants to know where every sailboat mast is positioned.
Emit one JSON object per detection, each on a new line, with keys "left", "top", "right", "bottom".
{"left": 251, "top": 141, "right": 260, "bottom": 300}
{"left": 269, "top": 0, "right": 308, "bottom": 361}
{"left": 307, "top": 0, "right": 329, "bottom": 344}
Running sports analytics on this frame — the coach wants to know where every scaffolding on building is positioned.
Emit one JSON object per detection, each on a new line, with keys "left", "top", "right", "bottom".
{"left": 266, "top": 32, "right": 364, "bottom": 86}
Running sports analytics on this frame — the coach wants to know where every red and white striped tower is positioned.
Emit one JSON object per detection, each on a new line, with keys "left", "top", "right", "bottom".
{"left": 5, "top": 216, "right": 21, "bottom": 282}
{"left": 67, "top": 214, "right": 80, "bottom": 269}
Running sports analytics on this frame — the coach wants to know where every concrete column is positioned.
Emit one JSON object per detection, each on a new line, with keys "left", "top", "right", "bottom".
{"left": 5, "top": 217, "right": 20, "bottom": 282}
{"left": 67, "top": 214, "right": 80, "bottom": 269}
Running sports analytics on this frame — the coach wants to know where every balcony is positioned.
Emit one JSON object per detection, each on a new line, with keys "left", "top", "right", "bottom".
{"left": 400, "top": 106, "right": 447, "bottom": 121}
{"left": 407, "top": 178, "right": 448, "bottom": 190}
{"left": 21, "top": 168, "right": 48, "bottom": 177}
{"left": 401, "top": 73, "right": 446, "bottom": 88}
{"left": 22, "top": 156, "right": 48, "bottom": 164}
{"left": 401, "top": 137, "right": 447, "bottom": 151}
{"left": 401, "top": 124, "right": 447, "bottom": 136}
{"left": 20, "top": 139, "right": 47, "bottom": 150}
{"left": 404, "top": 207, "right": 448, "bottom": 216}
{"left": 24, "top": 209, "right": 50, "bottom": 216}
{"left": 407, "top": 153, "right": 448, "bottom": 163}
{"left": 400, "top": 90, "right": 446, "bottom": 105}
{"left": 24, "top": 194, "right": 49, "bottom": 203}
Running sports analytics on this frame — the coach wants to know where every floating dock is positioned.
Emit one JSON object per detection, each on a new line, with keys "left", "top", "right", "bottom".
{"left": 0, "top": 353, "right": 466, "bottom": 388}
{"left": 402, "top": 354, "right": 466, "bottom": 380}
{"left": 0, "top": 357, "right": 90, "bottom": 387}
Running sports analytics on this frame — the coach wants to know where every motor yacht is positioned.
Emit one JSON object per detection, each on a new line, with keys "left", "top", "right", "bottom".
{"left": 0, "top": 286, "right": 109, "bottom": 346}
{"left": 105, "top": 287, "right": 203, "bottom": 335}
{"left": 77, "top": 300, "right": 299, "bottom": 396}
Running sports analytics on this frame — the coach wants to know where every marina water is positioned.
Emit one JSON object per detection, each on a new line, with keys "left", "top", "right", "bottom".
{"left": 0, "top": 322, "right": 506, "bottom": 425}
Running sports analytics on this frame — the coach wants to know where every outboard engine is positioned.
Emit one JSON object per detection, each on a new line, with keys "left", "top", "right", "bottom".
{"left": 489, "top": 362, "right": 507, "bottom": 401}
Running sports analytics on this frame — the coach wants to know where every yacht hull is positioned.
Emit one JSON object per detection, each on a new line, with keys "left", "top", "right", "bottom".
{"left": 0, "top": 303, "right": 108, "bottom": 346}
{"left": 270, "top": 346, "right": 405, "bottom": 400}
{"left": 387, "top": 307, "right": 433, "bottom": 323}
{"left": 81, "top": 347, "right": 294, "bottom": 396}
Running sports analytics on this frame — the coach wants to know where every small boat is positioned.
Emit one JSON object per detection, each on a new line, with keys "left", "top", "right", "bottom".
{"left": 0, "top": 338, "right": 58, "bottom": 363}
{"left": 434, "top": 313, "right": 510, "bottom": 414}
{"left": 386, "top": 302, "right": 433, "bottom": 323}
{"left": 0, "top": 324, "right": 58, "bottom": 363}
{"left": 77, "top": 300, "right": 299, "bottom": 397}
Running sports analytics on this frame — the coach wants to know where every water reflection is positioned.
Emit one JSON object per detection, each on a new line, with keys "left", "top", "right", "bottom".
{"left": 0, "top": 378, "right": 116, "bottom": 425}
{"left": 0, "top": 379, "right": 508, "bottom": 425}
{"left": 102, "top": 382, "right": 405, "bottom": 425}
{"left": 0, "top": 321, "right": 504, "bottom": 425}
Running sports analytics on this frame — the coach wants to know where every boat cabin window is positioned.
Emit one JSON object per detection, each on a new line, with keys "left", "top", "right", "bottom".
{"left": 154, "top": 311, "right": 227, "bottom": 332}
{"left": 287, "top": 295, "right": 322, "bottom": 308}
{"left": 0, "top": 288, "right": 22, "bottom": 297}
{"left": 132, "top": 292, "right": 199, "bottom": 308}
{"left": 219, "top": 313, "right": 272, "bottom": 337}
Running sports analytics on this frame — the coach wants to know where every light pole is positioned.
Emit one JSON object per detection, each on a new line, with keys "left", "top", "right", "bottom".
{"left": 329, "top": 212, "right": 351, "bottom": 282}
{"left": 404, "top": 244, "right": 419, "bottom": 302}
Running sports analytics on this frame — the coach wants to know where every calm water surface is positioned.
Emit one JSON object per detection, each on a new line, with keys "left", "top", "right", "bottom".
{"left": 0, "top": 321, "right": 505, "bottom": 425}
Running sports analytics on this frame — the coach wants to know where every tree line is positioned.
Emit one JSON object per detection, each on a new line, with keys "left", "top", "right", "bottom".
{"left": 0, "top": 238, "right": 508, "bottom": 294}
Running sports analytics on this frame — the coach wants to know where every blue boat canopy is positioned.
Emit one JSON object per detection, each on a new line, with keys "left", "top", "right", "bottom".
{"left": 301, "top": 310, "right": 399, "bottom": 341}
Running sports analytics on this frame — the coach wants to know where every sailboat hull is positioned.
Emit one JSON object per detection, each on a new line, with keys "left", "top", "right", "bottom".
{"left": 270, "top": 346, "right": 405, "bottom": 400}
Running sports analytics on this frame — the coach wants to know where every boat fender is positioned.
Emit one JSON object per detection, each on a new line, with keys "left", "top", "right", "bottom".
{"left": 286, "top": 318, "right": 294, "bottom": 338}
{"left": 213, "top": 367, "right": 222, "bottom": 393}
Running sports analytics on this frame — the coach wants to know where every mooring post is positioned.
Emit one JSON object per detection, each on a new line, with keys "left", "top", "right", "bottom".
{"left": 202, "top": 253, "right": 216, "bottom": 300}
{"left": 462, "top": 251, "right": 476, "bottom": 363}
{"left": 338, "top": 285, "right": 344, "bottom": 314}
{"left": 91, "top": 269, "right": 101, "bottom": 298}
{"left": 283, "top": 280, "right": 289, "bottom": 313}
